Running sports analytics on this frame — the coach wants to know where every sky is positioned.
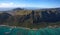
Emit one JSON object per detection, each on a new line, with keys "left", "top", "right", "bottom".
{"left": 0, "top": 0, "right": 60, "bottom": 8}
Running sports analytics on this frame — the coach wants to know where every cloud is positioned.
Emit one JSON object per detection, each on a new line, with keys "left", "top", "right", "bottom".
{"left": 0, "top": 2, "right": 43, "bottom": 8}
{"left": 0, "top": 2, "right": 27, "bottom": 8}
{"left": 0, "top": 2, "right": 49, "bottom": 8}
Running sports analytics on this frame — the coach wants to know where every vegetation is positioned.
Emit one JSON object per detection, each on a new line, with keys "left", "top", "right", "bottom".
{"left": 0, "top": 8, "right": 60, "bottom": 29}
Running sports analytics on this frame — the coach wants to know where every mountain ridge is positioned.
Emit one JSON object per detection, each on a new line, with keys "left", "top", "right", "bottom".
{"left": 0, "top": 8, "right": 60, "bottom": 28}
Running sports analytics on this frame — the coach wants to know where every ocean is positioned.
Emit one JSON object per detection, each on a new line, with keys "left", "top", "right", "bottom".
{"left": 0, "top": 26, "right": 60, "bottom": 35}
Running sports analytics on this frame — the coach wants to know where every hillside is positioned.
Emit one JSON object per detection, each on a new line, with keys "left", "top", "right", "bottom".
{"left": 0, "top": 8, "right": 60, "bottom": 29}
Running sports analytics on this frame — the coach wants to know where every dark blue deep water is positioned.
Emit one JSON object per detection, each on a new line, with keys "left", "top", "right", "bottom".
{"left": 0, "top": 26, "right": 60, "bottom": 35}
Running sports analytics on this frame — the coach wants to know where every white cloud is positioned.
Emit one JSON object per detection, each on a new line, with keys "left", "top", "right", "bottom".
{"left": 0, "top": 2, "right": 49, "bottom": 8}
{"left": 0, "top": 2, "right": 27, "bottom": 8}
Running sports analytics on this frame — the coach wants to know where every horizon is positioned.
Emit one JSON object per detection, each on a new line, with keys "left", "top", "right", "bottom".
{"left": 0, "top": 0, "right": 60, "bottom": 8}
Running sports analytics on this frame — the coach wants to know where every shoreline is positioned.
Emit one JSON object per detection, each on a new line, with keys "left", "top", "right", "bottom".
{"left": 0, "top": 25, "right": 60, "bottom": 30}
{"left": 0, "top": 25, "right": 38, "bottom": 30}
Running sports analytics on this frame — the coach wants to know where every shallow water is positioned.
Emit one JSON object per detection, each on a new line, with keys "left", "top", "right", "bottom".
{"left": 0, "top": 26, "right": 60, "bottom": 35}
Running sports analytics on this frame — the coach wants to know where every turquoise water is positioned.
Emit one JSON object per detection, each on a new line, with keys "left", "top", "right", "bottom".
{"left": 0, "top": 26, "right": 60, "bottom": 35}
